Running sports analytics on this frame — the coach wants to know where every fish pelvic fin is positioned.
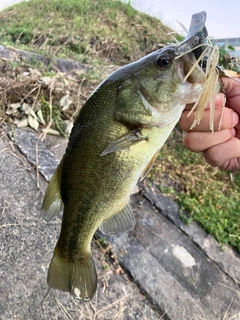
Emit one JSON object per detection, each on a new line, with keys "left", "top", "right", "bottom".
{"left": 140, "top": 150, "right": 159, "bottom": 181}
{"left": 41, "top": 159, "right": 63, "bottom": 222}
{"left": 47, "top": 247, "right": 97, "bottom": 301}
{"left": 99, "top": 200, "right": 134, "bottom": 235}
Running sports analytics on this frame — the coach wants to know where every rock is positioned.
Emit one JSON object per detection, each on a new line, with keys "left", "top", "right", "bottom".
{"left": 0, "top": 45, "right": 91, "bottom": 75}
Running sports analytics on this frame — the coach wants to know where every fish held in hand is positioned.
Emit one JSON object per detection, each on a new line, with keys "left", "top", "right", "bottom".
{"left": 41, "top": 13, "right": 216, "bottom": 301}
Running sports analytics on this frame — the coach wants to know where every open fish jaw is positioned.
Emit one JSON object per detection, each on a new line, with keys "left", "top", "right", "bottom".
{"left": 174, "top": 11, "right": 222, "bottom": 131}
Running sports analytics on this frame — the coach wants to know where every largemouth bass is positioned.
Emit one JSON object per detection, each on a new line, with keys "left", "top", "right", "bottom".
{"left": 41, "top": 12, "right": 219, "bottom": 300}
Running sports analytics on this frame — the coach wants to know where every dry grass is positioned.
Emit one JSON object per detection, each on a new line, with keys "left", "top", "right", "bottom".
{"left": 0, "top": 58, "right": 94, "bottom": 136}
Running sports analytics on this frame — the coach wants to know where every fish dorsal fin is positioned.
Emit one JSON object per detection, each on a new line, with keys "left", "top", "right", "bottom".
{"left": 101, "top": 129, "right": 147, "bottom": 156}
{"left": 99, "top": 201, "right": 134, "bottom": 235}
{"left": 140, "top": 150, "right": 159, "bottom": 181}
{"left": 41, "top": 159, "right": 63, "bottom": 222}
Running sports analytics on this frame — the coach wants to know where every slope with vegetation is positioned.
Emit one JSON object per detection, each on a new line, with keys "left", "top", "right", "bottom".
{"left": 0, "top": 0, "right": 239, "bottom": 252}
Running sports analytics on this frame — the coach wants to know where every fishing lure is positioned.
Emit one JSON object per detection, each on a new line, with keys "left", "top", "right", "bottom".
{"left": 175, "top": 11, "right": 240, "bottom": 131}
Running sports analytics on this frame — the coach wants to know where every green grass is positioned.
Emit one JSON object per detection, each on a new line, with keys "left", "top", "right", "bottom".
{"left": 151, "top": 128, "right": 240, "bottom": 252}
{"left": 0, "top": 0, "right": 172, "bottom": 64}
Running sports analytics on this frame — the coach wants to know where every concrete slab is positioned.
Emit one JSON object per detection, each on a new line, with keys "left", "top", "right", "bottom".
{"left": 143, "top": 186, "right": 240, "bottom": 283}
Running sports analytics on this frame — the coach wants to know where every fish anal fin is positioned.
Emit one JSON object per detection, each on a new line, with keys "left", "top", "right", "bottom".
{"left": 47, "top": 247, "right": 97, "bottom": 301}
{"left": 99, "top": 201, "right": 134, "bottom": 235}
{"left": 140, "top": 150, "right": 159, "bottom": 181}
{"left": 101, "top": 129, "right": 147, "bottom": 156}
{"left": 41, "top": 159, "right": 63, "bottom": 222}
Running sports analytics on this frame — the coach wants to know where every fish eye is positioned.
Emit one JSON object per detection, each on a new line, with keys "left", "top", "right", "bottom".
{"left": 156, "top": 55, "right": 173, "bottom": 69}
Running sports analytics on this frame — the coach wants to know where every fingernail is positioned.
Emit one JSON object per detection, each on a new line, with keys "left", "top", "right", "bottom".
{"left": 215, "top": 92, "right": 225, "bottom": 106}
{"left": 232, "top": 112, "right": 239, "bottom": 126}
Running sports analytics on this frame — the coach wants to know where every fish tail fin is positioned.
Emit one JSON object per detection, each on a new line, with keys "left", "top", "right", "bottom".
{"left": 41, "top": 160, "right": 63, "bottom": 222}
{"left": 47, "top": 247, "right": 97, "bottom": 301}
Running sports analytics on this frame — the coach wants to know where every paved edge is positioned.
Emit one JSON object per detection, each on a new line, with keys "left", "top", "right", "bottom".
{"left": 143, "top": 185, "right": 240, "bottom": 283}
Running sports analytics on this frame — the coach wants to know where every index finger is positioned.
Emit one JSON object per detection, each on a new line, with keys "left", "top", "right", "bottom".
{"left": 184, "top": 92, "right": 225, "bottom": 111}
{"left": 179, "top": 107, "right": 239, "bottom": 132}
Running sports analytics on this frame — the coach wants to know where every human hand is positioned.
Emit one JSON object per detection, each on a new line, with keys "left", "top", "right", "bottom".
{"left": 179, "top": 77, "right": 240, "bottom": 171}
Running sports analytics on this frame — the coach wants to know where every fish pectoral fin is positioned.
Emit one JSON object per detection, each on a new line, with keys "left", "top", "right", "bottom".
{"left": 47, "top": 247, "right": 97, "bottom": 301}
{"left": 99, "top": 200, "right": 134, "bottom": 235}
{"left": 101, "top": 129, "right": 148, "bottom": 156}
{"left": 41, "top": 159, "right": 63, "bottom": 222}
{"left": 140, "top": 150, "right": 159, "bottom": 181}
